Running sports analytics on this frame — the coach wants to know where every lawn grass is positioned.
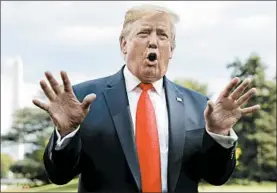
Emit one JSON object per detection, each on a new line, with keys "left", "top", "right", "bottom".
{"left": 4, "top": 179, "right": 276, "bottom": 192}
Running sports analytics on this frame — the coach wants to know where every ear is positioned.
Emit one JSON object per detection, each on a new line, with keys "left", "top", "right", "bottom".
{"left": 121, "top": 37, "right": 127, "bottom": 54}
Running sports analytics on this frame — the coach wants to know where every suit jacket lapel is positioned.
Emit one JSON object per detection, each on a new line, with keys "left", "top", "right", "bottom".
{"left": 164, "top": 78, "right": 186, "bottom": 192}
{"left": 103, "top": 66, "right": 141, "bottom": 190}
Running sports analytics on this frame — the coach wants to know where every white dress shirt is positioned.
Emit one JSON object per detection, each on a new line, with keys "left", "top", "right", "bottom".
{"left": 55, "top": 66, "right": 238, "bottom": 192}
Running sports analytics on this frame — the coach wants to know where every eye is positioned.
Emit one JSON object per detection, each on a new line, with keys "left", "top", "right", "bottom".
{"left": 138, "top": 31, "right": 148, "bottom": 35}
{"left": 137, "top": 31, "right": 149, "bottom": 38}
{"left": 157, "top": 30, "right": 168, "bottom": 38}
{"left": 159, "top": 33, "right": 168, "bottom": 40}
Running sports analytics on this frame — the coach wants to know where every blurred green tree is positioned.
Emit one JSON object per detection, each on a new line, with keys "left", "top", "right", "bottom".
{"left": 1, "top": 153, "right": 15, "bottom": 178}
{"left": 227, "top": 53, "right": 276, "bottom": 181}
{"left": 1, "top": 107, "right": 53, "bottom": 184}
{"left": 174, "top": 78, "right": 209, "bottom": 96}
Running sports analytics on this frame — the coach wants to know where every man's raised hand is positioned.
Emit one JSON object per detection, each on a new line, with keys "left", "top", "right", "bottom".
{"left": 204, "top": 77, "right": 260, "bottom": 135}
{"left": 32, "top": 71, "right": 96, "bottom": 137}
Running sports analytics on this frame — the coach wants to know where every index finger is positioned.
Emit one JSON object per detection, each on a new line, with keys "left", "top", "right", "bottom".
{"left": 221, "top": 77, "right": 240, "bottom": 98}
{"left": 60, "top": 71, "right": 73, "bottom": 93}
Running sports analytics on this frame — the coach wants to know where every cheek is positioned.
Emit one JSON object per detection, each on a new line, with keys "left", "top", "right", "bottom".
{"left": 128, "top": 40, "right": 147, "bottom": 59}
{"left": 158, "top": 44, "right": 171, "bottom": 73}
{"left": 160, "top": 44, "right": 172, "bottom": 61}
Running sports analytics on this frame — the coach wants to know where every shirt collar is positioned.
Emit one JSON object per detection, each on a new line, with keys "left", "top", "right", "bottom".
{"left": 123, "top": 65, "right": 164, "bottom": 96}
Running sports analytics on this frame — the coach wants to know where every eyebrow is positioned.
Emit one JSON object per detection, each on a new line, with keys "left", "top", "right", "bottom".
{"left": 157, "top": 28, "right": 168, "bottom": 34}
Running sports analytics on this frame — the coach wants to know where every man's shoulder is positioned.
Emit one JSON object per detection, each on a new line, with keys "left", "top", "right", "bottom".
{"left": 71, "top": 74, "right": 113, "bottom": 101}
{"left": 72, "top": 75, "right": 110, "bottom": 90}
{"left": 72, "top": 66, "right": 123, "bottom": 93}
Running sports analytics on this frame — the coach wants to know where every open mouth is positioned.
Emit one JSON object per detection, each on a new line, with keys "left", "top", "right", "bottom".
{"left": 147, "top": 53, "right": 157, "bottom": 62}
{"left": 146, "top": 53, "right": 158, "bottom": 66}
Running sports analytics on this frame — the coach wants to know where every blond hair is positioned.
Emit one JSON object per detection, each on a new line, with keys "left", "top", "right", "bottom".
{"left": 119, "top": 4, "right": 180, "bottom": 50}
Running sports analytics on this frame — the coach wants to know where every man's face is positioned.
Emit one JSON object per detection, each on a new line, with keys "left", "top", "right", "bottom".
{"left": 121, "top": 13, "right": 173, "bottom": 83}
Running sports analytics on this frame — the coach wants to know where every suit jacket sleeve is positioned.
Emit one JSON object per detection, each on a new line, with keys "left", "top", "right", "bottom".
{"left": 43, "top": 127, "right": 83, "bottom": 185}
{"left": 198, "top": 128, "right": 236, "bottom": 185}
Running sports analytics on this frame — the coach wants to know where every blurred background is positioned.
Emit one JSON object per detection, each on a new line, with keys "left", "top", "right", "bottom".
{"left": 1, "top": 1, "right": 276, "bottom": 192}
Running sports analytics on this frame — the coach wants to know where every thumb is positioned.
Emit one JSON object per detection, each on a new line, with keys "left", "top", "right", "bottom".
{"left": 204, "top": 100, "right": 214, "bottom": 118}
{"left": 81, "top": 93, "right": 97, "bottom": 110}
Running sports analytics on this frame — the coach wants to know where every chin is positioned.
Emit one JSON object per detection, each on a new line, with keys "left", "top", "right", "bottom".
{"left": 137, "top": 64, "right": 164, "bottom": 82}
{"left": 140, "top": 71, "right": 162, "bottom": 83}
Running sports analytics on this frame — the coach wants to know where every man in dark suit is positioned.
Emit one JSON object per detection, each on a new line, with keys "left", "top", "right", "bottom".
{"left": 33, "top": 4, "right": 260, "bottom": 193}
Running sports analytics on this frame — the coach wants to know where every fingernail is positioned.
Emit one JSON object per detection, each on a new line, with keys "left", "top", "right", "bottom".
{"left": 243, "top": 78, "right": 249, "bottom": 83}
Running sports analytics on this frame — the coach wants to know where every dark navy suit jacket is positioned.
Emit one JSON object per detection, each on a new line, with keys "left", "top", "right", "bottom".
{"left": 44, "top": 65, "right": 236, "bottom": 192}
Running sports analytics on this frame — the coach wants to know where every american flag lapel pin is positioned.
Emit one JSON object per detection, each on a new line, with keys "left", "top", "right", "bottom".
{"left": 176, "top": 97, "right": 183, "bottom": 102}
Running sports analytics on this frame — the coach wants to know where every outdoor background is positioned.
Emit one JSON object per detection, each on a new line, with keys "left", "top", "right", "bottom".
{"left": 1, "top": 1, "right": 276, "bottom": 192}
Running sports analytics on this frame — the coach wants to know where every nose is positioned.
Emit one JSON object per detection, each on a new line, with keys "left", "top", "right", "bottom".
{"left": 148, "top": 32, "right": 158, "bottom": 49}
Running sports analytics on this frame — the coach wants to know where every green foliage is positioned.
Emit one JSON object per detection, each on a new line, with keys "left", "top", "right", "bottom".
{"left": 1, "top": 153, "right": 15, "bottom": 178}
{"left": 227, "top": 53, "right": 276, "bottom": 181}
{"left": 1, "top": 107, "right": 52, "bottom": 144}
{"left": 1, "top": 107, "right": 53, "bottom": 184}
{"left": 174, "top": 79, "right": 209, "bottom": 96}
{"left": 10, "top": 158, "right": 50, "bottom": 183}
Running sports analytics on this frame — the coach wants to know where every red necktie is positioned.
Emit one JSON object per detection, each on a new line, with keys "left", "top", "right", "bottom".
{"left": 136, "top": 83, "right": 161, "bottom": 192}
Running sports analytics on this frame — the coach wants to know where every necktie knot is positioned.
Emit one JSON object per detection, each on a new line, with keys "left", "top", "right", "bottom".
{"left": 139, "top": 83, "right": 153, "bottom": 91}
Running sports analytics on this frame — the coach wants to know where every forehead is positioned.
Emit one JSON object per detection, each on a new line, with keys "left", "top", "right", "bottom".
{"left": 132, "top": 13, "right": 171, "bottom": 30}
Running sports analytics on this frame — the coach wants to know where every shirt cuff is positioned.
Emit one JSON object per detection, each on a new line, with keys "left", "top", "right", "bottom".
{"left": 55, "top": 126, "right": 80, "bottom": 149}
{"left": 206, "top": 126, "right": 238, "bottom": 149}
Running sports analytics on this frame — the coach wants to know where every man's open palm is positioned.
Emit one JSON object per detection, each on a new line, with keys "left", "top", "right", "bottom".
{"left": 204, "top": 77, "right": 260, "bottom": 135}
{"left": 32, "top": 71, "right": 96, "bottom": 136}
